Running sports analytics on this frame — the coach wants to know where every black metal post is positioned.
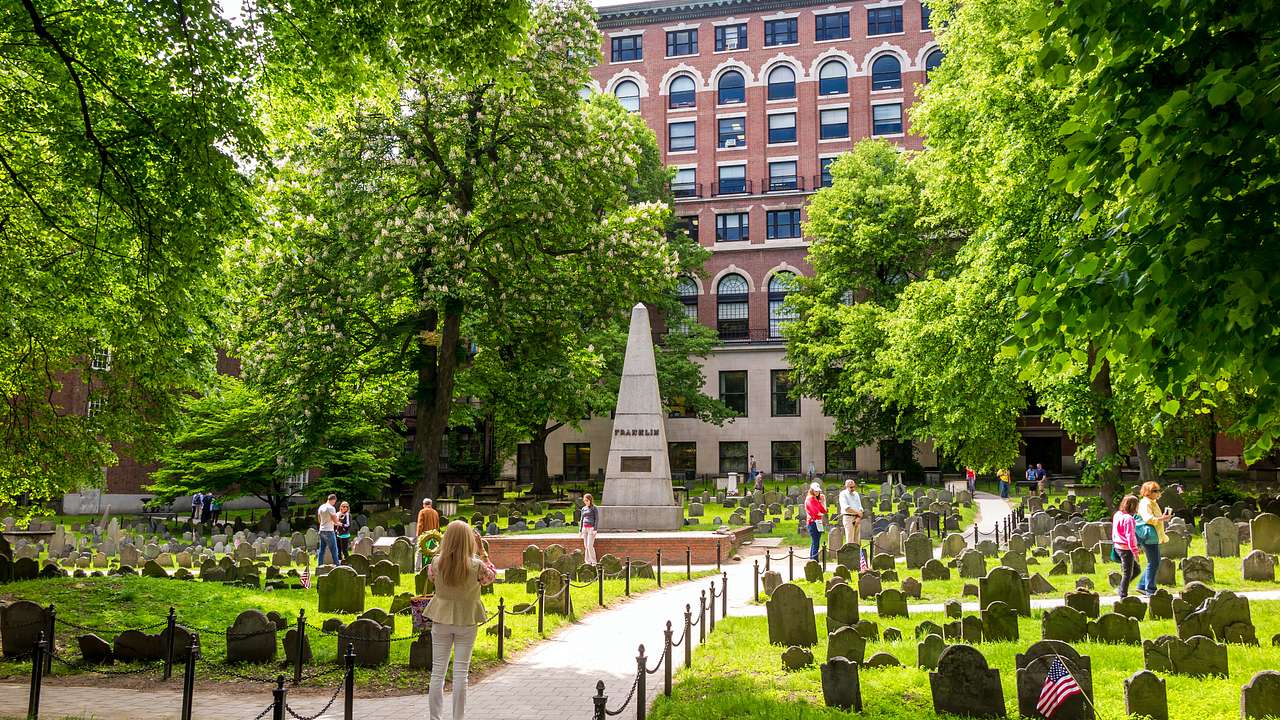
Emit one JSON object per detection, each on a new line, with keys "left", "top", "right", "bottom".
{"left": 683, "top": 605, "right": 692, "bottom": 668}
{"left": 625, "top": 557, "right": 631, "bottom": 597}
{"left": 592, "top": 680, "right": 608, "bottom": 720}
{"left": 598, "top": 565, "right": 605, "bottom": 607}
{"left": 537, "top": 579, "right": 546, "bottom": 635}
{"left": 566, "top": 574, "right": 574, "bottom": 618}
{"left": 788, "top": 548, "right": 794, "bottom": 581}
{"left": 698, "top": 591, "right": 706, "bottom": 643}
{"left": 43, "top": 604, "right": 55, "bottom": 675}
{"left": 709, "top": 582, "right": 716, "bottom": 632}
{"left": 636, "top": 644, "right": 647, "bottom": 720}
{"left": 663, "top": 621, "right": 673, "bottom": 697}
{"left": 765, "top": 552, "right": 771, "bottom": 572}
{"left": 656, "top": 549, "right": 662, "bottom": 587}
{"left": 497, "top": 598, "right": 505, "bottom": 661}
{"left": 685, "top": 547, "right": 691, "bottom": 580}
{"left": 721, "top": 572, "right": 728, "bottom": 618}
{"left": 272, "top": 675, "right": 286, "bottom": 720}
{"left": 343, "top": 644, "right": 355, "bottom": 720}
{"left": 752, "top": 560, "right": 759, "bottom": 602}
{"left": 293, "top": 609, "right": 306, "bottom": 686}
{"left": 716, "top": 542, "right": 721, "bottom": 572}
{"left": 164, "top": 606, "right": 177, "bottom": 681}
{"left": 180, "top": 634, "right": 199, "bottom": 720}
{"left": 821, "top": 542, "right": 827, "bottom": 568}
{"left": 27, "top": 631, "right": 45, "bottom": 720}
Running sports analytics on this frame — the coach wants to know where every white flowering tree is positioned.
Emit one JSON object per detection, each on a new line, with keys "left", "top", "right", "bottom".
{"left": 237, "top": 0, "right": 688, "bottom": 500}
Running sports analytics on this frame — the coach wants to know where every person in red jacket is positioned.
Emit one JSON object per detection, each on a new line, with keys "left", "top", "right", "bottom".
{"left": 804, "top": 482, "right": 827, "bottom": 561}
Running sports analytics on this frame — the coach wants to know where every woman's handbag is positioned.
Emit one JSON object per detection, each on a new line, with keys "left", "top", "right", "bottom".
{"left": 815, "top": 519, "right": 825, "bottom": 533}
{"left": 1135, "top": 516, "right": 1158, "bottom": 545}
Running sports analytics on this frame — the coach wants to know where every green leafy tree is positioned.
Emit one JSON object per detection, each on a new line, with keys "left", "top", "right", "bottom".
{"left": 147, "top": 377, "right": 397, "bottom": 519}
{"left": 235, "top": 1, "right": 687, "bottom": 501}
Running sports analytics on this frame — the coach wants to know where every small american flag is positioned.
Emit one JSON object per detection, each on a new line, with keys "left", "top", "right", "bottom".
{"left": 859, "top": 548, "right": 870, "bottom": 573}
{"left": 1037, "top": 657, "right": 1081, "bottom": 718}
{"left": 300, "top": 566, "right": 311, "bottom": 590}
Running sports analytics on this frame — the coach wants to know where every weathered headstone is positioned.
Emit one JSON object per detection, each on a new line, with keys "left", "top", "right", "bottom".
{"left": 930, "top": 644, "right": 1005, "bottom": 719}
{"left": 1016, "top": 640, "right": 1093, "bottom": 720}
{"left": 1124, "top": 669, "right": 1167, "bottom": 720}
{"left": 339, "top": 618, "right": 391, "bottom": 666}
{"left": 766, "top": 583, "right": 817, "bottom": 647}
{"left": 979, "top": 566, "right": 1031, "bottom": 616}
{"left": 981, "top": 600, "right": 1019, "bottom": 642}
{"left": 820, "top": 656, "right": 862, "bottom": 711}
{"left": 0, "top": 601, "right": 48, "bottom": 657}
{"left": 921, "top": 558, "right": 951, "bottom": 581}
{"left": 917, "top": 632, "right": 946, "bottom": 670}
{"left": 226, "top": 610, "right": 277, "bottom": 663}
{"left": 827, "top": 625, "right": 866, "bottom": 665}
{"left": 1142, "top": 634, "right": 1228, "bottom": 677}
{"left": 876, "top": 588, "right": 909, "bottom": 618}
{"left": 1242, "top": 550, "right": 1275, "bottom": 582}
{"left": 1250, "top": 513, "right": 1280, "bottom": 554}
{"left": 1064, "top": 588, "right": 1100, "bottom": 618}
{"left": 781, "top": 645, "right": 814, "bottom": 670}
{"left": 904, "top": 533, "right": 933, "bottom": 569}
{"left": 1205, "top": 516, "right": 1240, "bottom": 557}
{"left": 1041, "top": 606, "right": 1088, "bottom": 643}
{"left": 959, "top": 549, "right": 986, "bottom": 579}
{"left": 318, "top": 566, "right": 365, "bottom": 613}
{"left": 1088, "top": 612, "right": 1141, "bottom": 645}
{"left": 826, "top": 583, "right": 859, "bottom": 632}
{"left": 1241, "top": 670, "right": 1280, "bottom": 720}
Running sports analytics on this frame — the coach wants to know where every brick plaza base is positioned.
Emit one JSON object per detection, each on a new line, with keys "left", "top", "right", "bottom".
{"left": 482, "top": 528, "right": 751, "bottom": 569}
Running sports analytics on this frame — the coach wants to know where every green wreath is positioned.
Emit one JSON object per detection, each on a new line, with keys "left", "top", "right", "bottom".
{"left": 417, "top": 529, "right": 444, "bottom": 565}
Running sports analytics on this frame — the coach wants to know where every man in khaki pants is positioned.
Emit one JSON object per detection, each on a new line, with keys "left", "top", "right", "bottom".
{"left": 838, "top": 478, "right": 864, "bottom": 547}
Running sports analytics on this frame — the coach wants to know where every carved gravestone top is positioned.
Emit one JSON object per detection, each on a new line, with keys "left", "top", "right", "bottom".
{"left": 766, "top": 583, "right": 817, "bottom": 648}
{"left": 1016, "top": 640, "right": 1093, "bottom": 720}
{"left": 820, "top": 656, "right": 862, "bottom": 711}
{"left": 979, "top": 566, "right": 1030, "bottom": 616}
{"left": 827, "top": 625, "right": 866, "bottom": 665}
{"left": 1241, "top": 670, "right": 1280, "bottom": 720}
{"left": 226, "top": 610, "right": 277, "bottom": 664}
{"left": 826, "top": 583, "right": 859, "bottom": 633}
{"left": 930, "top": 644, "right": 1005, "bottom": 719}
{"left": 1041, "top": 606, "right": 1087, "bottom": 643}
{"left": 1124, "top": 669, "right": 1168, "bottom": 720}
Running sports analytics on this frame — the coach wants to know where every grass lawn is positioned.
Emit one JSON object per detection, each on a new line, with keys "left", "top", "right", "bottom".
{"left": 649, "top": 602, "right": 1280, "bottom": 720}
{"left": 766, "top": 535, "right": 1275, "bottom": 605}
{"left": 0, "top": 567, "right": 712, "bottom": 694}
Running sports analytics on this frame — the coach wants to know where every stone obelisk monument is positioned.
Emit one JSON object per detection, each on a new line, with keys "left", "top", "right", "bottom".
{"left": 599, "top": 303, "right": 682, "bottom": 531}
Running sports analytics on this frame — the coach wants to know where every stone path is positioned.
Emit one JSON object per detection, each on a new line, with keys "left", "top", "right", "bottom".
{"left": 0, "top": 561, "right": 759, "bottom": 720}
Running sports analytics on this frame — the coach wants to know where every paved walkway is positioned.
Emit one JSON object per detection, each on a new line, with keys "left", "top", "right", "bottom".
{"left": 1, "top": 561, "right": 759, "bottom": 720}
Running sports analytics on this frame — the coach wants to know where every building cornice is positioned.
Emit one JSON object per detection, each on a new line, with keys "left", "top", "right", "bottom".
{"left": 598, "top": 0, "right": 835, "bottom": 29}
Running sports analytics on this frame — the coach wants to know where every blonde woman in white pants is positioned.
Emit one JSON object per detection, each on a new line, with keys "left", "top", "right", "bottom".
{"left": 580, "top": 494, "right": 599, "bottom": 565}
{"left": 426, "top": 521, "right": 496, "bottom": 719}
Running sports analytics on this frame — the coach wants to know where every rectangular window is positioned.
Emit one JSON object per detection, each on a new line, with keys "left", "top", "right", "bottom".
{"left": 820, "top": 157, "right": 836, "bottom": 187}
{"left": 717, "top": 165, "right": 746, "bottom": 195}
{"left": 872, "top": 103, "right": 904, "bottom": 135}
{"left": 771, "top": 440, "right": 801, "bottom": 474}
{"left": 669, "top": 442, "right": 697, "bottom": 477}
{"left": 715, "top": 212, "right": 749, "bottom": 241}
{"left": 771, "top": 370, "right": 799, "bottom": 416}
{"left": 90, "top": 348, "right": 112, "bottom": 371}
{"left": 820, "top": 108, "right": 849, "bottom": 139}
{"left": 815, "top": 12, "right": 850, "bottom": 40}
{"left": 666, "top": 29, "right": 698, "bottom": 57}
{"left": 922, "top": 2, "right": 933, "bottom": 29}
{"left": 767, "top": 209, "right": 801, "bottom": 239}
{"left": 719, "top": 370, "right": 748, "bottom": 414}
{"left": 719, "top": 441, "right": 748, "bottom": 476}
{"left": 516, "top": 443, "right": 534, "bottom": 484}
{"left": 86, "top": 395, "right": 106, "bottom": 417}
{"left": 764, "top": 18, "right": 798, "bottom": 46}
{"left": 825, "top": 440, "right": 857, "bottom": 472}
{"left": 672, "top": 167, "right": 697, "bottom": 198}
{"left": 768, "top": 161, "right": 798, "bottom": 191}
{"left": 867, "top": 6, "right": 904, "bottom": 35}
{"left": 611, "top": 35, "right": 643, "bottom": 62}
{"left": 717, "top": 117, "right": 746, "bottom": 148}
{"left": 676, "top": 215, "right": 699, "bottom": 243}
{"left": 669, "top": 121, "right": 696, "bottom": 151}
{"left": 715, "top": 23, "right": 748, "bottom": 51}
{"left": 563, "top": 443, "right": 591, "bottom": 483}
{"left": 767, "top": 113, "right": 796, "bottom": 144}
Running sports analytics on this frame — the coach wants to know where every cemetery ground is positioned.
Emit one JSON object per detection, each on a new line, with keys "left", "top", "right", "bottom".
{"left": 647, "top": 604, "right": 1280, "bottom": 720}
{"left": 0, "top": 567, "right": 712, "bottom": 693}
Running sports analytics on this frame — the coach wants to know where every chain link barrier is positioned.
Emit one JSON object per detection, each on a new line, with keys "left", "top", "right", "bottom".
{"left": 284, "top": 676, "right": 345, "bottom": 720}
{"left": 602, "top": 669, "right": 642, "bottom": 717}
{"left": 48, "top": 650, "right": 162, "bottom": 676}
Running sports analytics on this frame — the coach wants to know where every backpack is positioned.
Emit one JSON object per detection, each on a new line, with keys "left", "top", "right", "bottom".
{"left": 1135, "top": 514, "right": 1157, "bottom": 545}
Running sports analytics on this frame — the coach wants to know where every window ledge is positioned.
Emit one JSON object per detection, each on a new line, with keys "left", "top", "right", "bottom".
{"left": 815, "top": 36, "right": 852, "bottom": 44}
{"left": 866, "top": 31, "right": 906, "bottom": 38}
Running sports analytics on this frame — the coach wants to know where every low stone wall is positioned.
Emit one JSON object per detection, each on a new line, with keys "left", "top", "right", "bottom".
{"left": 482, "top": 528, "right": 751, "bottom": 569}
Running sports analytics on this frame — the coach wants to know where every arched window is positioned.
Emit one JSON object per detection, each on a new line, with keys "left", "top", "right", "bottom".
{"left": 614, "top": 80, "right": 640, "bottom": 112}
{"left": 767, "top": 66, "right": 796, "bottom": 100}
{"left": 716, "top": 274, "right": 749, "bottom": 340}
{"left": 669, "top": 75, "right": 696, "bottom": 109}
{"left": 768, "top": 271, "right": 798, "bottom": 338}
{"left": 871, "top": 55, "right": 902, "bottom": 91}
{"left": 675, "top": 277, "right": 699, "bottom": 331}
{"left": 818, "top": 60, "right": 848, "bottom": 96}
{"left": 577, "top": 85, "right": 594, "bottom": 100}
{"left": 924, "top": 49, "right": 944, "bottom": 79}
{"left": 717, "top": 70, "right": 745, "bottom": 105}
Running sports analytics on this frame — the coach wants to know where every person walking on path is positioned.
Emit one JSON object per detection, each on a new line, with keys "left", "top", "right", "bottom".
{"left": 336, "top": 501, "right": 353, "bottom": 561}
{"left": 580, "top": 493, "right": 599, "bottom": 565}
{"left": 316, "top": 494, "right": 340, "bottom": 566}
{"left": 997, "top": 468, "right": 1011, "bottom": 499}
{"left": 1136, "top": 481, "right": 1171, "bottom": 596}
{"left": 838, "top": 478, "right": 863, "bottom": 549}
{"left": 201, "top": 492, "right": 214, "bottom": 526}
{"left": 1112, "top": 495, "right": 1142, "bottom": 599}
{"left": 417, "top": 498, "right": 441, "bottom": 537}
{"left": 750, "top": 456, "right": 763, "bottom": 493}
{"left": 426, "top": 521, "right": 497, "bottom": 720}
{"left": 191, "top": 491, "right": 203, "bottom": 523}
{"left": 1034, "top": 463, "right": 1048, "bottom": 494}
{"left": 804, "top": 482, "right": 827, "bottom": 561}
{"left": 965, "top": 467, "right": 976, "bottom": 493}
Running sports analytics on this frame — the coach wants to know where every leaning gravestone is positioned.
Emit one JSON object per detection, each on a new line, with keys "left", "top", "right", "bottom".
{"left": 1241, "top": 670, "right": 1280, "bottom": 720}
{"left": 826, "top": 583, "right": 859, "bottom": 633}
{"left": 981, "top": 600, "right": 1019, "bottom": 642}
{"left": 820, "top": 656, "right": 862, "bottom": 711}
{"left": 1143, "top": 634, "right": 1228, "bottom": 677}
{"left": 827, "top": 625, "right": 866, "bottom": 665}
{"left": 930, "top": 644, "right": 1005, "bottom": 719}
{"left": 1185, "top": 590, "right": 1258, "bottom": 645}
{"left": 1124, "top": 669, "right": 1168, "bottom": 720}
{"left": 0, "top": 601, "right": 48, "bottom": 657}
{"left": 1242, "top": 550, "right": 1275, "bottom": 582}
{"left": 979, "top": 566, "right": 1031, "bottom": 616}
{"left": 766, "top": 583, "right": 817, "bottom": 647}
{"left": 1016, "top": 640, "right": 1093, "bottom": 720}
{"left": 761, "top": 570, "right": 783, "bottom": 595}
{"left": 1250, "top": 513, "right": 1280, "bottom": 554}
{"left": 318, "top": 566, "right": 365, "bottom": 614}
{"left": 226, "top": 610, "right": 277, "bottom": 663}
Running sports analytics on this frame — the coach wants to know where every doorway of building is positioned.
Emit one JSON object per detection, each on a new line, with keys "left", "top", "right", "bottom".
{"left": 1022, "top": 435, "right": 1063, "bottom": 474}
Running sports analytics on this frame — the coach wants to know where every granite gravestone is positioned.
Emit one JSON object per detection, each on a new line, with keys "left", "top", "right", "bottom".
{"left": 598, "top": 304, "right": 682, "bottom": 531}
{"left": 1015, "top": 640, "right": 1093, "bottom": 720}
{"left": 930, "top": 644, "right": 1005, "bottom": 718}
{"left": 766, "top": 583, "right": 817, "bottom": 647}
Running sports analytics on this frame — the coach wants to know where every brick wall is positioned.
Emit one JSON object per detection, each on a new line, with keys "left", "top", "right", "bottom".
{"left": 482, "top": 530, "right": 750, "bottom": 569}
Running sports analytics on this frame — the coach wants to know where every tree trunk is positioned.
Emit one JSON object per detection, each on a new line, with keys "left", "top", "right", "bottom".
{"left": 1200, "top": 411, "right": 1218, "bottom": 497}
{"left": 1136, "top": 442, "right": 1156, "bottom": 484}
{"left": 413, "top": 306, "right": 464, "bottom": 503}
{"left": 529, "top": 420, "right": 563, "bottom": 498}
{"left": 1088, "top": 347, "right": 1122, "bottom": 509}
